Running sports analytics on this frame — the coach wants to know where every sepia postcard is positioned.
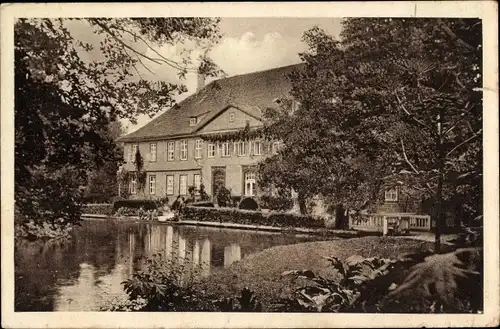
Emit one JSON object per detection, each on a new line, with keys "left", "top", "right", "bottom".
{"left": 1, "top": 1, "right": 499, "bottom": 328}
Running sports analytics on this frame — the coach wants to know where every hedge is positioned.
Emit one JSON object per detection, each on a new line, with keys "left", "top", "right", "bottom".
{"left": 113, "top": 199, "right": 159, "bottom": 212}
{"left": 191, "top": 201, "right": 215, "bottom": 208}
{"left": 82, "top": 203, "right": 114, "bottom": 215}
{"left": 180, "top": 206, "right": 325, "bottom": 229}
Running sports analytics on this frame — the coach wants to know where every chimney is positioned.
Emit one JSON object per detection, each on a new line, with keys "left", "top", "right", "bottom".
{"left": 196, "top": 73, "right": 205, "bottom": 92}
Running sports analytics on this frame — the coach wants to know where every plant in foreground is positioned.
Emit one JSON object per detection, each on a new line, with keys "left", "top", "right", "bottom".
{"left": 277, "top": 247, "right": 482, "bottom": 313}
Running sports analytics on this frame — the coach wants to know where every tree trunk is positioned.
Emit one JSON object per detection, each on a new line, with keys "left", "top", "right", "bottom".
{"left": 435, "top": 107, "right": 445, "bottom": 253}
{"left": 298, "top": 194, "right": 308, "bottom": 215}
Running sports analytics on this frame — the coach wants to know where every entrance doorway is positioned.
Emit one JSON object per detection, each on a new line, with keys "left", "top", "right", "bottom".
{"left": 211, "top": 166, "right": 226, "bottom": 198}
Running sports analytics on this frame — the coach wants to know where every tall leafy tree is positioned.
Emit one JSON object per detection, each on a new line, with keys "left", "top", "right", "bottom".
{"left": 82, "top": 121, "right": 126, "bottom": 203}
{"left": 259, "top": 19, "right": 482, "bottom": 250}
{"left": 15, "top": 18, "right": 222, "bottom": 231}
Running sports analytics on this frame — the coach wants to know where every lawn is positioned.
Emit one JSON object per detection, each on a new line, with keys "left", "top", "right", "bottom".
{"left": 199, "top": 236, "right": 435, "bottom": 311}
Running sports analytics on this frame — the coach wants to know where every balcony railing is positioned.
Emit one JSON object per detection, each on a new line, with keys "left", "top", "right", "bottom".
{"left": 349, "top": 212, "right": 432, "bottom": 234}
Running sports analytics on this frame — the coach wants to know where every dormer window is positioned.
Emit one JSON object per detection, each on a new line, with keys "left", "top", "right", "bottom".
{"left": 385, "top": 187, "right": 398, "bottom": 202}
{"left": 189, "top": 117, "right": 198, "bottom": 126}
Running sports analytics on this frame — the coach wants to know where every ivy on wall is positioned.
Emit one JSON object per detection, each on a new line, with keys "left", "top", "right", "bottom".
{"left": 200, "top": 122, "right": 269, "bottom": 143}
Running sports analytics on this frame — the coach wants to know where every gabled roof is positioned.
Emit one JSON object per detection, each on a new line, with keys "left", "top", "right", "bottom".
{"left": 118, "top": 63, "right": 304, "bottom": 142}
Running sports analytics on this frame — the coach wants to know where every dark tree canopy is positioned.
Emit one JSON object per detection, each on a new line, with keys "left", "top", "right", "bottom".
{"left": 257, "top": 18, "right": 482, "bottom": 225}
{"left": 15, "top": 18, "right": 223, "bottom": 231}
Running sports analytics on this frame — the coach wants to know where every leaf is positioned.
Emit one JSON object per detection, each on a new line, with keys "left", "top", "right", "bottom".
{"left": 386, "top": 248, "right": 481, "bottom": 311}
{"left": 345, "top": 255, "right": 365, "bottom": 266}
{"left": 281, "top": 269, "right": 316, "bottom": 279}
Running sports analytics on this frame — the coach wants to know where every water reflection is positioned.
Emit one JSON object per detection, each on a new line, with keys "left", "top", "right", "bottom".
{"left": 15, "top": 219, "right": 325, "bottom": 311}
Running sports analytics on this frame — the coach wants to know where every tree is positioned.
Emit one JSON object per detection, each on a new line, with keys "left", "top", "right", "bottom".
{"left": 259, "top": 19, "right": 482, "bottom": 250}
{"left": 82, "top": 121, "right": 125, "bottom": 203}
{"left": 15, "top": 18, "right": 222, "bottom": 232}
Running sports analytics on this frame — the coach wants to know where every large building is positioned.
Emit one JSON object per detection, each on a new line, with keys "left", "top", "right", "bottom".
{"left": 117, "top": 64, "right": 434, "bottom": 224}
{"left": 117, "top": 64, "right": 302, "bottom": 202}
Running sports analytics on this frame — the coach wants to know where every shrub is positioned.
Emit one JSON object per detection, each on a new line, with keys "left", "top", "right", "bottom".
{"left": 113, "top": 199, "right": 158, "bottom": 212}
{"left": 120, "top": 253, "right": 205, "bottom": 311}
{"left": 216, "top": 187, "right": 231, "bottom": 207}
{"left": 115, "top": 207, "right": 139, "bottom": 217}
{"left": 180, "top": 206, "right": 325, "bottom": 229}
{"left": 104, "top": 253, "right": 263, "bottom": 312}
{"left": 199, "top": 184, "right": 210, "bottom": 201}
{"left": 155, "top": 196, "right": 169, "bottom": 208}
{"left": 260, "top": 195, "right": 294, "bottom": 212}
{"left": 82, "top": 203, "right": 114, "bottom": 215}
{"left": 239, "top": 197, "right": 259, "bottom": 211}
{"left": 191, "top": 201, "right": 215, "bottom": 208}
{"left": 231, "top": 195, "right": 242, "bottom": 207}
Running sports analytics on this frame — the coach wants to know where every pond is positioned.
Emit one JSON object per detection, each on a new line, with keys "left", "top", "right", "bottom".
{"left": 15, "top": 219, "right": 328, "bottom": 311}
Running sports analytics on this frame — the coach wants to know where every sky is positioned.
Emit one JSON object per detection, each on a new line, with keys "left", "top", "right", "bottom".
{"left": 69, "top": 18, "right": 343, "bottom": 134}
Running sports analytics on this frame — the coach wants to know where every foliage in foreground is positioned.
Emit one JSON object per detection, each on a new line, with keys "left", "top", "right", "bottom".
{"left": 103, "top": 252, "right": 261, "bottom": 312}
{"left": 107, "top": 230, "right": 482, "bottom": 313}
{"left": 279, "top": 226, "right": 482, "bottom": 313}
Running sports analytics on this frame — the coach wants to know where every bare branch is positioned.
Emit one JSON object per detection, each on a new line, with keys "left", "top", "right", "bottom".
{"left": 110, "top": 25, "right": 198, "bottom": 72}
{"left": 446, "top": 129, "right": 482, "bottom": 158}
{"left": 443, "top": 103, "right": 473, "bottom": 137}
{"left": 437, "top": 19, "right": 476, "bottom": 52}
{"left": 89, "top": 19, "right": 162, "bottom": 65}
{"left": 395, "top": 92, "right": 427, "bottom": 127}
{"left": 400, "top": 138, "right": 435, "bottom": 194}
{"left": 401, "top": 138, "right": 420, "bottom": 174}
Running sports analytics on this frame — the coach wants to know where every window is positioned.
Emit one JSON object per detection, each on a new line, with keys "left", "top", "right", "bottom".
{"left": 253, "top": 141, "right": 262, "bottom": 155}
{"left": 179, "top": 175, "right": 188, "bottom": 195}
{"left": 180, "top": 140, "right": 188, "bottom": 160}
{"left": 167, "top": 142, "right": 175, "bottom": 161}
{"left": 220, "top": 142, "right": 230, "bottom": 157}
{"left": 131, "top": 144, "right": 138, "bottom": 162}
{"left": 385, "top": 187, "right": 398, "bottom": 202}
{"left": 130, "top": 175, "right": 137, "bottom": 195}
{"left": 166, "top": 175, "right": 174, "bottom": 195}
{"left": 195, "top": 139, "right": 203, "bottom": 159}
{"left": 235, "top": 141, "right": 246, "bottom": 156}
{"left": 207, "top": 143, "right": 215, "bottom": 158}
{"left": 244, "top": 172, "right": 256, "bottom": 196}
{"left": 229, "top": 112, "right": 235, "bottom": 122}
{"left": 150, "top": 143, "right": 157, "bottom": 162}
{"left": 189, "top": 117, "right": 197, "bottom": 126}
{"left": 193, "top": 174, "right": 201, "bottom": 194}
{"left": 271, "top": 141, "right": 281, "bottom": 155}
{"left": 149, "top": 175, "right": 156, "bottom": 195}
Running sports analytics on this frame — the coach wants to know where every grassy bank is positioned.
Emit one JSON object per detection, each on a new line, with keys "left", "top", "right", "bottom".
{"left": 199, "top": 236, "right": 437, "bottom": 311}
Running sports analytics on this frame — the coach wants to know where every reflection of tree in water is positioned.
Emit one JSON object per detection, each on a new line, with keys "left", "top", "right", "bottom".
{"left": 15, "top": 220, "right": 322, "bottom": 311}
{"left": 72, "top": 220, "right": 119, "bottom": 276}
{"left": 15, "top": 238, "right": 80, "bottom": 311}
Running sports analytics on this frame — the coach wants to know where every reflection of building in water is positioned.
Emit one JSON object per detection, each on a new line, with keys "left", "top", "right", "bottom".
{"left": 138, "top": 225, "right": 214, "bottom": 278}
{"left": 192, "top": 241, "right": 200, "bottom": 268}
{"left": 128, "top": 232, "right": 135, "bottom": 276}
{"left": 178, "top": 235, "right": 186, "bottom": 266}
{"left": 224, "top": 243, "right": 242, "bottom": 268}
{"left": 165, "top": 225, "right": 173, "bottom": 260}
{"left": 200, "top": 238, "right": 211, "bottom": 277}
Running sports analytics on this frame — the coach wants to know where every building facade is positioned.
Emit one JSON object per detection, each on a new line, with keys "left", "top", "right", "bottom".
{"left": 118, "top": 65, "right": 297, "bottom": 203}
{"left": 117, "top": 64, "right": 439, "bottom": 224}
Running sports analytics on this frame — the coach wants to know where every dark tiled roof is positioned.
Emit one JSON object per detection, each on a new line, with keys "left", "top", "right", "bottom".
{"left": 118, "top": 63, "right": 304, "bottom": 142}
